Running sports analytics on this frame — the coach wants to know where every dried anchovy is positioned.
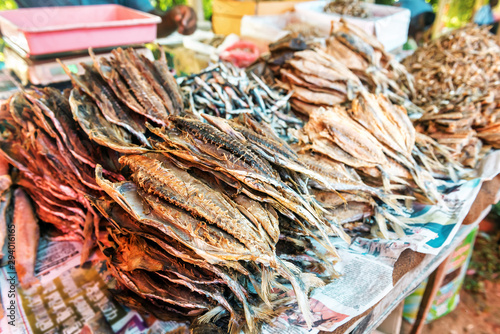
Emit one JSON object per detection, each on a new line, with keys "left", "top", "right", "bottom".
{"left": 404, "top": 24, "right": 500, "bottom": 109}
{"left": 179, "top": 62, "right": 302, "bottom": 141}
{"left": 405, "top": 25, "right": 500, "bottom": 167}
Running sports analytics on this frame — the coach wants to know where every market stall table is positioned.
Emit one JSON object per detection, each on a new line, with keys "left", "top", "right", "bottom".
{"left": 345, "top": 173, "right": 500, "bottom": 334}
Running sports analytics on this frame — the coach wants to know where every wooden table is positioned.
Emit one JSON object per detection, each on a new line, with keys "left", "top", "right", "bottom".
{"left": 334, "top": 174, "right": 500, "bottom": 334}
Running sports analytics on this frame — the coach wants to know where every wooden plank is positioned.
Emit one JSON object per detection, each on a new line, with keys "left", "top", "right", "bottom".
{"left": 212, "top": 15, "right": 243, "bottom": 35}
{"left": 355, "top": 222, "right": 479, "bottom": 333}
{"left": 463, "top": 173, "right": 500, "bottom": 225}
{"left": 409, "top": 254, "right": 453, "bottom": 334}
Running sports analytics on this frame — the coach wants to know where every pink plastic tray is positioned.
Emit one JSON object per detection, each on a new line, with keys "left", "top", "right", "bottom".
{"left": 0, "top": 5, "right": 161, "bottom": 56}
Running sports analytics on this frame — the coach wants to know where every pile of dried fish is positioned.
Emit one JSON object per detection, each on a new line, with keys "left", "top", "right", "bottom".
{"left": 0, "top": 48, "right": 349, "bottom": 332}
{"left": 0, "top": 89, "right": 111, "bottom": 263}
{"left": 324, "top": 0, "right": 369, "bottom": 18}
{"left": 0, "top": 39, "right": 469, "bottom": 332}
{"left": 326, "top": 20, "right": 416, "bottom": 105}
{"left": 403, "top": 24, "right": 500, "bottom": 109}
{"left": 278, "top": 48, "right": 359, "bottom": 114}
{"left": 0, "top": 47, "right": 184, "bottom": 262}
{"left": 179, "top": 63, "right": 301, "bottom": 140}
{"left": 93, "top": 111, "right": 360, "bottom": 332}
{"left": 414, "top": 95, "right": 488, "bottom": 168}
{"left": 268, "top": 20, "right": 421, "bottom": 117}
{"left": 476, "top": 88, "right": 500, "bottom": 148}
{"left": 295, "top": 91, "right": 457, "bottom": 222}
{"left": 404, "top": 25, "right": 500, "bottom": 166}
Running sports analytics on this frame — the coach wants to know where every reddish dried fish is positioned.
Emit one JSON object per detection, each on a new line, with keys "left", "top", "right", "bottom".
{"left": 14, "top": 188, "right": 39, "bottom": 289}
{"left": 404, "top": 25, "right": 500, "bottom": 165}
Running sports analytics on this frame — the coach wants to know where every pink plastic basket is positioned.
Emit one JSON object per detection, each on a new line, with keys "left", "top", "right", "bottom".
{"left": 0, "top": 5, "right": 161, "bottom": 56}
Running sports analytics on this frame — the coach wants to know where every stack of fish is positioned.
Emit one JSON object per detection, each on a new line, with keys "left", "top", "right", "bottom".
{"left": 0, "top": 48, "right": 184, "bottom": 263}
{"left": 414, "top": 96, "right": 487, "bottom": 168}
{"left": 476, "top": 89, "right": 500, "bottom": 147}
{"left": 404, "top": 25, "right": 500, "bottom": 166}
{"left": 269, "top": 20, "right": 421, "bottom": 117}
{"left": 62, "top": 47, "right": 183, "bottom": 153}
{"left": 176, "top": 63, "right": 438, "bottom": 239}
{"left": 326, "top": 20, "right": 416, "bottom": 109}
{"left": 0, "top": 48, "right": 350, "bottom": 332}
{"left": 278, "top": 48, "right": 360, "bottom": 113}
{"left": 0, "top": 40, "right": 467, "bottom": 332}
{"left": 93, "top": 112, "right": 359, "bottom": 332}
{"left": 178, "top": 63, "right": 301, "bottom": 140}
{"left": 181, "top": 60, "right": 424, "bottom": 239}
{"left": 294, "top": 91, "right": 457, "bottom": 233}
{"left": 0, "top": 89, "right": 115, "bottom": 263}
{"left": 403, "top": 25, "right": 499, "bottom": 109}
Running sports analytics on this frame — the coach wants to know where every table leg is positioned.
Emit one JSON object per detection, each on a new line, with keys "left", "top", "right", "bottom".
{"left": 409, "top": 254, "right": 453, "bottom": 334}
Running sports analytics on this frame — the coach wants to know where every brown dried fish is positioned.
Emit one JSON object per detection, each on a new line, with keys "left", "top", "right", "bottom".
{"left": 14, "top": 188, "right": 39, "bottom": 289}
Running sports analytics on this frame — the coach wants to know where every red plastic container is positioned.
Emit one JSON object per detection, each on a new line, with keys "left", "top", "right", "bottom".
{"left": 0, "top": 5, "right": 161, "bottom": 56}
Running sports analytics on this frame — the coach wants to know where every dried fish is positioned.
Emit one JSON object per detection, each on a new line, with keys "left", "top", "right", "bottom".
{"left": 0, "top": 39, "right": 468, "bottom": 334}
{"left": 262, "top": 20, "right": 421, "bottom": 117}
{"left": 14, "top": 188, "right": 39, "bottom": 289}
{"left": 406, "top": 25, "right": 500, "bottom": 166}
{"left": 324, "top": 0, "right": 369, "bottom": 18}
{"left": 69, "top": 89, "right": 150, "bottom": 154}
{"left": 0, "top": 189, "right": 12, "bottom": 259}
